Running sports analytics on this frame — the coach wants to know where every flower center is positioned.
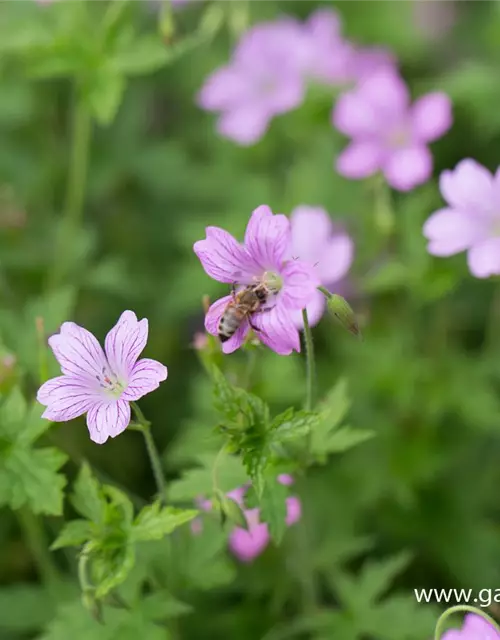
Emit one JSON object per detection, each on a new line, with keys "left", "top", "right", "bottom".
{"left": 260, "top": 270, "right": 283, "bottom": 295}
{"left": 96, "top": 365, "right": 125, "bottom": 399}
{"left": 387, "top": 126, "right": 410, "bottom": 149}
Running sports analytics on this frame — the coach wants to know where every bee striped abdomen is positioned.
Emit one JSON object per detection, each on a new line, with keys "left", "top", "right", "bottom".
{"left": 218, "top": 310, "right": 242, "bottom": 342}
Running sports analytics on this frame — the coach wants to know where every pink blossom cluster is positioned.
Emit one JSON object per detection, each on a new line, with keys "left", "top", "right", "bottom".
{"left": 192, "top": 475, "right": 301, "bottom": 563}
{"left": 198, "top": 8, "right": 393, "bottom": 146}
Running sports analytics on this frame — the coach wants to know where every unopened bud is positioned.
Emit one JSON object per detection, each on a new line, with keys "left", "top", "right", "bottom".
{"left": 326, "top": 294, "right": 361, "bottom": 339}
{"left": 213, "top": 489, "right": 247, "bottom": 529}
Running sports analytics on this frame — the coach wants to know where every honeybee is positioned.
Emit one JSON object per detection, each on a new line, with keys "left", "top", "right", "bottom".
{"left": 218, "top": 282, "right": 272, "bottom": 343}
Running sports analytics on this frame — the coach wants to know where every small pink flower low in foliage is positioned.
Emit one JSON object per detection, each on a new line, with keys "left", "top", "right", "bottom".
{"left": 193, "top": 476, "right": 301, "bottom": 563}
{"left": 37, "top": 311, "right": 168, "bottom": 444}
{"left": 193, "top": 205, "right": 319, "bottom": 355}
{"left": 441, "top": 613, "right": 500, "bottom": 639}
{"left": 290, "top": 206, "right": 354, "bottom": 327}
{"left": 333, "top": 68, "right": 452, "bottom": 191}
{"left": 423, "top": 159, "right": 500, "bottom": 278}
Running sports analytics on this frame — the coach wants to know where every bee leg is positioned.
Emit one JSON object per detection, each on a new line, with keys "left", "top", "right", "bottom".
{"left": 248, "top": 318, "right": 261, "bottom": 333}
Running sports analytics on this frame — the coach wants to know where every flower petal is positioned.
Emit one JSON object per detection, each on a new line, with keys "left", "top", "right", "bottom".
{"left": 290, "top": 206, "right": 333, "bottom": 263}
{"left": 197, "top": 64, "right": 252, "bottom": 111}
{"left": 229, "top": 517, "right": 269, "bottom": 562}
{"left": 357, "top": 68, "right": 410, "bottom": 115}
{"left": 38, "top": 376, "right": 97, "bottom": 422}
{"left": 253, "top": 304, "right": 300, "bottom": 355}
{"left": 121, "top": 358, "right": 168, "bottom": 402}
{"left": 285, "top": 496, "right": 301, "bottom": 526}
{"left": 194, "top": 228, "right": 258, "bottom": 285}
{"left": 216, "top": 106, "right": 270, "bottom": 146}
{"left": 104, "top": 311, "right": 148, "bottom": 380}
{"left": 411, "top": 92, "right": 452, "bottom": 142}
{"left": 423, "top": 208, "right": 488, "bottom": 256}
{"left": 280, "top": 259, "right": 320, "bottom": 310}
{"left": 439, "top": 159, "right": 494, "bottom": 213}
{"left": 462, "top": 613, "right": 500, "bottom": 639}
{"left": 204, "top": 295, "right": 250, "bottom": 354}
{"left": 383, "top": 145, "right": 432, "bottom": 191}
{"left": 336, "top": 142, "right": 383, "bottom": 179}
{"left": 244, "top": 205, "right": 291, "bottom": 270}
{"left": 290, "top": 290, "right": 326, "bottom": 329}
{"left": 317, "top": 232, "right": 354, "bottom": 284}
{"left": 48, "top": 322, "right": 107, "bottom": 383}
{"left": 467, "top": 237, "right": 500, "bottom": 278}
{"left": 86, "top": 400, "right": 131, "bottom": 444}
{"left": 205, "top": 295, "right": 232, "bottom": 336}
{"left": 332, "top": 90, "right": 379, "bottom": 137}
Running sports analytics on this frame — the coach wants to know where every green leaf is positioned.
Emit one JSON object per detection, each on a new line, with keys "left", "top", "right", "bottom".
{"left": 0, "top": 388, "right": 67, "bottom": 514}
{"left": 168, "top": 451, "right": 248, "bottom": 501}
{"left": 211, "top": 365, "right": 269, "bottom": 430}
{"left": 71, "top": 463, "right": 105, "bottom": 524}
{"left": 269, "top": 408, "right": 319, "bottom": 442}
{"left": 110, "top": 35, "right": 171, "bottom": 76}
{"left": 214, "top": 489, "right": 247, "bottom": 528}
{"left": 132, "top": 503, "right": 198, "bottom": 542}
{"left": 93, "top": 544, "right": 136, "bottom": 600}
{"left": 0, "top": 584, "right": 55, "bottom": 632}
{"left": 139, "top": 591, "right": 192, "bottom": 621}
{"left": 324, "top": 426, "right": 375, "bottom": 454}
{"left": 84, "top": 67, "right": 126, "bottom": 126}
{"left": 51, "top": 520, "right": 93, "bottom": 550}
{"left": 259, "top": 477, "right": 288, "bottom": 544}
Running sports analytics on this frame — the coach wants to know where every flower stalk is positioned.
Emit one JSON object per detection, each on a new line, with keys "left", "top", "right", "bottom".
{"left": 434, "top": 605, "right": 500, "bottom": 640}
{"left": 131, "top": 402, "right": 167, "bottom": 503}
{"left": 301, "top": 308, "right": 315, "bottom": 412}
{"left": 17, "top": 507, "right": 59, "bottom": 590}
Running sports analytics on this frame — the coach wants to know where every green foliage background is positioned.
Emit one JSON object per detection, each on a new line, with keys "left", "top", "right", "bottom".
{"left": 0, "top": 0, "right": 499, "bottom": 638}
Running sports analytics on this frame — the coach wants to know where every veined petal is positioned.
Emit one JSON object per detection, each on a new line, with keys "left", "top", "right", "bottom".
{"left": 253, "top": 304, "right": 300, "bottom": 355}
{"left": 104, "top": 310, "right": 148, "bottom": 379}
{"left": 48, "top": 322, "right": 107, "bottom": 382}
{"left": 86, "top": 400, "right": 131, "bottom": 445}
{"left": 280, "top": 259, "right": 320, "bottom": 310}
{"left": 121, "top": 358, "right": 168, "bottom": 402}
{"left": 205, "top": 295, "right": 232, "bottom": 336}
{"left": 204, "top": 294, "right": 250, "bottom": 354}
{"left": 194, "top": 227, "right": 258, "bottom": 284}
{"left": 290, "top": 291, "right": 326, "bottom": 329}
{"left": 39, "top": 375, "right": 98, "bottom": 422}
{"left": 244, "top": 205, "right": 291, "bottom": 271}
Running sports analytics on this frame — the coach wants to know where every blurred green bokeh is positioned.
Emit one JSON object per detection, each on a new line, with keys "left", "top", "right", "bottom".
{"left": 1, "top": 1, "right": 500, "bottom": 638}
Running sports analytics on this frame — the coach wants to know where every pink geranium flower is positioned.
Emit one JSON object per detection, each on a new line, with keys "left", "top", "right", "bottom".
{"left": 332, "top": 68, "right": 452, "bottom": 191}
{"left": 193, "top": 205, "right": 319, "bottom": 355}
{"left": 423, "top": 159, "right": 500, "bottom": 278}
{"left": 37, "top": 311, "right": 168, "bottom": 444}
{"left": 290, "top": 206, "right": 354, "bottom": 327}
{"left": 198, "top": 19, "right": 309, "bottom": 145}
{"left": 442, "top": 613, "right": 500, "bottom": 639}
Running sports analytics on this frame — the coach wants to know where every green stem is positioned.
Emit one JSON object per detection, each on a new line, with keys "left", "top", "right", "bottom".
{"left": 131, "top": 402, "right": 166, "bottom": 503}
{"left": 486, "top": 279, "right": 500, "bottom": 350}
{"left": 17, "top": 507, "right": 59, "bottom": 588}
{"left": 301, "top": 308, "right": 315, "bottom": 412}
{"left": 47, "top": 93, "right": 91, "bottom": 290}
{"left": 434, "top": 605, "right": 500, "bottom": 640}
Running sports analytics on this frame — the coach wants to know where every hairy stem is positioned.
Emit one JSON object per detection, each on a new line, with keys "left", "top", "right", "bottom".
{"left": 47, "top": 93, "right": 91, "bottom": 290}
{"left": 17, "top": 507, "right": 59, "bottom": 588}
{"left": 301, "top": 308, "right": 315, "bottom": 412}
{"left": 131, "top": 402, "right": 166, "bottom": 503}
{"left": 434, "top": 605, "right": 500, "bottom": 640}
